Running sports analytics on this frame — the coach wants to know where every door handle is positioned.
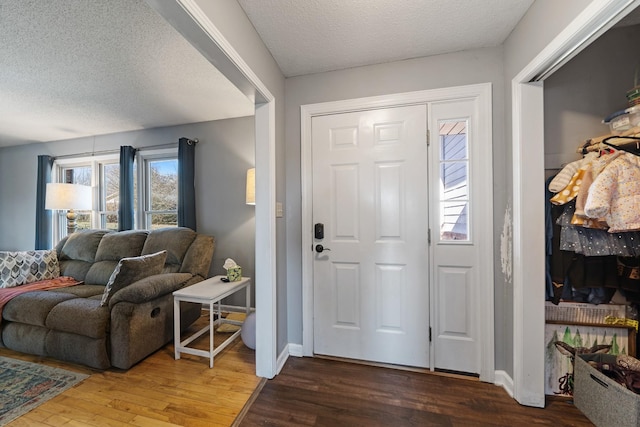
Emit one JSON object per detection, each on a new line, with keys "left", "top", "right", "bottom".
{"left": 315, "top": 244, "right": 331, "bottom": 253}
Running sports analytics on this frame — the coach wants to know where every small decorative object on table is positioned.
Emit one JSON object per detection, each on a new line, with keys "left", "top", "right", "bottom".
{"left": 223, "top": 258, "right": 242, "bottom": 282}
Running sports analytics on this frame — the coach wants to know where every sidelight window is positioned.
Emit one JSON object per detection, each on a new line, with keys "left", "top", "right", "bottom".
{"left": 438, "top": 120, "right": 470, "bottom": 241}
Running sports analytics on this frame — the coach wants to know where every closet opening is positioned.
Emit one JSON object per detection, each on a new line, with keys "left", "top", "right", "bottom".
{"left": 543, "top": 6, "right": 640, "bottom": 401}
{"left": 512, "top": 0, "right": 640, "bottom": 409}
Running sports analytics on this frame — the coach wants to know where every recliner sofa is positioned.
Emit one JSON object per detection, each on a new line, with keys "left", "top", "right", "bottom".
{"left": 0, "top": 227, "right": 214, "bottom": 369}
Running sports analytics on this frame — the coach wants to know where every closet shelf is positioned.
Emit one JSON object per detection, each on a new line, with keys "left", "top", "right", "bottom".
{"left": 545, "top": 320, "right": 635, "bottom": 329}
{"left": 545, "top": 320, "right": 637, "bottom": 357}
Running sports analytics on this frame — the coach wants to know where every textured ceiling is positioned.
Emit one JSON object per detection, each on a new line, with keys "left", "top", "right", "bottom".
{"left": 0, "top": 0, "right": 254, "bottom": 147}
{"left": 6, "top": 0, "right": 634, "bottom": 149}
{"left": 238, "top": 0, "right": 535, "bottom": 77}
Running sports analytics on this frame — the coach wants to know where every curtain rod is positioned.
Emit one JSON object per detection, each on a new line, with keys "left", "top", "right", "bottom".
{"left": 52, "top": 139, "right": 197, "bottom": 161}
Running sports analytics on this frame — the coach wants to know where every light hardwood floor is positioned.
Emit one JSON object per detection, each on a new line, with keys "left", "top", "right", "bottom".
{"left": 3, "top": 311, "right": 259, "bottom": 427}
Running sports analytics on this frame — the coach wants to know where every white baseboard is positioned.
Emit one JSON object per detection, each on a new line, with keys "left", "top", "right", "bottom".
{"left": 288, "top": 343, "right": 303, "bottom": 357}
{"left": 276, "top": 345, "right": 290, "bottom": 374}
{"left": 494, "top": 370, "right": 514, "bottom": 398}
{"left": 274, "top": 344, "right": 304, "bottom": 375}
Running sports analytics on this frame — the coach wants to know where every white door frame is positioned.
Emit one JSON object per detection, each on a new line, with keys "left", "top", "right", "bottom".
{"left": 511, "top": 0, "right": 640, "bottom": 407}
{"left": 301, "top": 83, "right": 495, "bottom": 381}
{"left": 149, "top": 0, "right": 279, "bottom": 378}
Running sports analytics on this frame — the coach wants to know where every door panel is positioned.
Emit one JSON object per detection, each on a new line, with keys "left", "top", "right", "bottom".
{"left": 332, "top": 165, "right": 359, "bottom": 239}
{"left": 430, "top": 100, "right": 481, "bottom": 374}
{"left": 376, "top": 163, "right": 403, "bottom": 239}
{"left": 312, "top": 105, "right": 429, "bottom": 368}
{"left": 334, "top": 263, "right": 360, "bottom": 327}
{"left": 437, "top": 266, "right": 472, "bottom": 336}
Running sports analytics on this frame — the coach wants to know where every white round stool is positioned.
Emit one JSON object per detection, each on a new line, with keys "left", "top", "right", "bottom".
{"left": 241, "top": 311, "right": 256, "bottom": 350}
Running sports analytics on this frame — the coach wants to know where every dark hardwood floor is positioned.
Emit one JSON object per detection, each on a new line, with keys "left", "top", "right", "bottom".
{"left": 237, "top": 357, "right": 594, "bottom": 427}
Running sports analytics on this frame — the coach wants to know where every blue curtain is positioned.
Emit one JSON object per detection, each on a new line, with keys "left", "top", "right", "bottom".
{"left": 178, "top": 137, "right": 197, "bottom": 231}
{"left": 35, "top": 155, "right": 54, "bottom": 250}
{"left": 118, "top": 146, "right": 136, "bottom": 231}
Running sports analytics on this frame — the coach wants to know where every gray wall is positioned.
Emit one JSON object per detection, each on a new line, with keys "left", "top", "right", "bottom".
{"left": 545, "top": 24, "right": 640, "bottom": 169}
{"left": 503, "top": 0, "right": 601, "bottom": 379}
{"left": 504, "top": 0, "right": 597, "bottom": 81}
{"left": 0, "top": 117, "right": 257, "bottom": 304}
{"left": 284, "top": 47, "right": 508, "bottom": 367}
{"left": 192, "top": 0, "right": 289, "bottom": 353}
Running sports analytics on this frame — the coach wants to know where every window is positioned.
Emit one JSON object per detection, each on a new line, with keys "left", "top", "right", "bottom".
{"left": 100, "top": 163, "right": 120, "bottom": 230}
{"left": 52, "top": 148, "right": 176, "bottom": 241}
{"left": 141, "top": 156, "right": 178, "bottom": 229}
{"left": 54, "top": 156, "right": 119, "bottom": 240}
{"left": 438, "top": 120, "right": 470, "bottom": 241}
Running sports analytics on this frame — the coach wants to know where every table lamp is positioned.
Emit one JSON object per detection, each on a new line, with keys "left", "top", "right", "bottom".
{"left": 45, "top": 183, "right": 92, "bottom": 234}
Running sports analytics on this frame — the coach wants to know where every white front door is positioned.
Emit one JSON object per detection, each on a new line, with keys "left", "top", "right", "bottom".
{"left": 311, "top": 105, "right": 430, "bottom": 367}
{"left": 305, "top": 85, "right": 493, "bottom": 378}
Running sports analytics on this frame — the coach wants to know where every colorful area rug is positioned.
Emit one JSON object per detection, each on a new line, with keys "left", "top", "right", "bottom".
{"left": 0, "top": 356, "right": 88, "bottom": 425}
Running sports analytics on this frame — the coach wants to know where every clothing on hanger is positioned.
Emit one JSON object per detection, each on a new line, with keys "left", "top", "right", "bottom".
{"left": 585, "top": 153, "right": 640, "bottom": 233}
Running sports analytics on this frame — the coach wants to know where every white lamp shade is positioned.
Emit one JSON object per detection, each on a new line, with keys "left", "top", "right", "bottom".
{"left": 246, "top": 168, "right": 255, "bottom": 205}
{"left": 45, "top": 183, "right": 92, "bottom": 210}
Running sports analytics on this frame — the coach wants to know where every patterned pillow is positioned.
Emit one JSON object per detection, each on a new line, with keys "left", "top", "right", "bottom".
{"left": 100, "top": 250, "right": 167, "bottom": 307}
{"left": 0, "top": 250, "right": 60, "bottom": 288}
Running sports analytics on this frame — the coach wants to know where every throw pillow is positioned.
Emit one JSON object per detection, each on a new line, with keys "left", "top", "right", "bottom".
{"left": 0, "top": 250, "right": 60, "bottom": 288}
{"left": 100, "top": 250, "right": 167, "bottom": 307}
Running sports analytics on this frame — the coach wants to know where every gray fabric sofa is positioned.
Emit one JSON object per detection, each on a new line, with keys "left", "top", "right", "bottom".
{"left": 0, "top": 227, "right": 214, "bottom": 370}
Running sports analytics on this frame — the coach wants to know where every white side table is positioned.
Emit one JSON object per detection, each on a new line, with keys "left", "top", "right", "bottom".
{"left": 173, "top": 275, "right": 251, "bottom": 367}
